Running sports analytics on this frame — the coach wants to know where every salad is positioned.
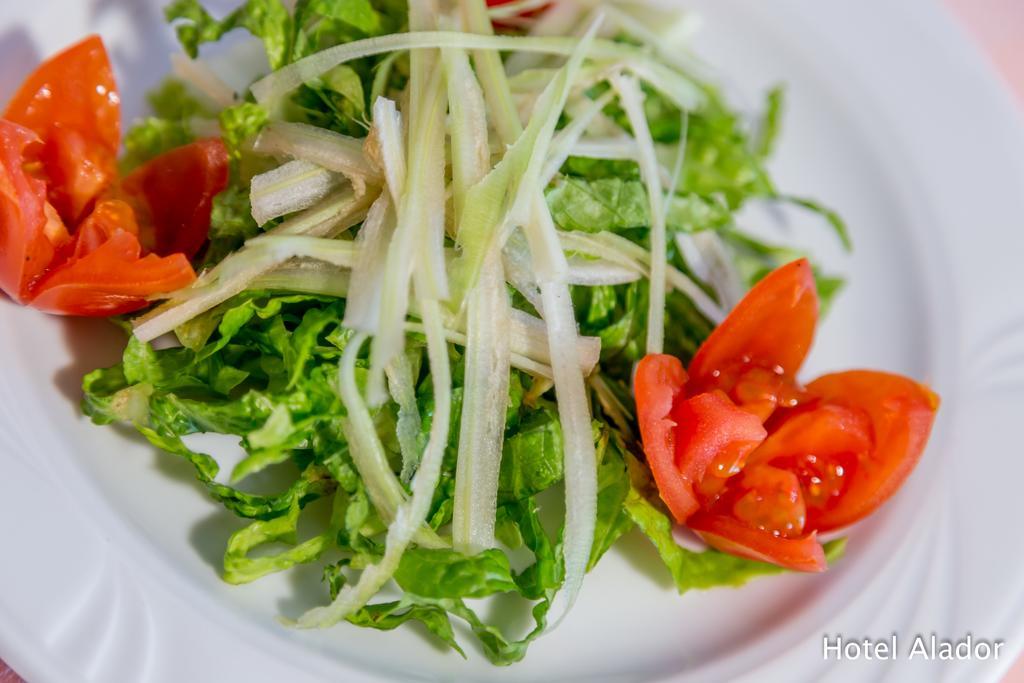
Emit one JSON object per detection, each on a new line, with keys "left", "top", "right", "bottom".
{"left": 0, "top": 0, "right": 938, "bottom": 666}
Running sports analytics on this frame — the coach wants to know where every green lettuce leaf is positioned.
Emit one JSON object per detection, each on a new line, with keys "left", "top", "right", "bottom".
{"left": 165, "top": 0, "right": 293, "bottom": 70}
{"left": 395, "top": 548, "right": 518, "bottom": 599}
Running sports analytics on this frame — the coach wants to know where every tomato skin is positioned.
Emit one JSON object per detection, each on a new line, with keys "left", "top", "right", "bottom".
{"left": 802, "top": 371, "right": 939, "bottom": 532}
{"left": 4, "top": 35, "right": 120, "bottom": 223}
{"left": 635, "top": 354, "right": 692, "bottom": 520}
{"left": 120, "top": 138, "right": 229, "bottom": 258}
{"left": 688, "top": 258, "right": 818, "bottom": 418}
{"left": 29, "top": 230, "right": 195, "bottom": 317}
{"left": 687, "top": 513, "right": 827, "bottom": 572}
{"left": 0, "top": 120, "right": 70, "bottom": 302}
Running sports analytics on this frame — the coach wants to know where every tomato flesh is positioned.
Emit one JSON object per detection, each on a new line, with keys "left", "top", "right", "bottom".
{"left": 0, "top": 121, "right": 69, "bottom": 302}
{"left": 120, "top": 138, "right": 229, "bottom": 259}
{"left": 4, "top": 35, "right": 120, "bottom": 224}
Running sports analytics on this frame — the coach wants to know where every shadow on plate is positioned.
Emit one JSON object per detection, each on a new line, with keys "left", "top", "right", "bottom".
{"left": 609, "top": 527, "right": 676, "bottom": 592}
{"left": 89, "top": 0, "right": 177, "bottom": 120}
{"left": 53, "top": 316, "right": 129, "bottom": 409}
{"left": 0, "top": 28, "right": 39, "bottom": 97}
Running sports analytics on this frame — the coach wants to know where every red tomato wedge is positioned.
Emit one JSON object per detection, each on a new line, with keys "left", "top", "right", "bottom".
{"left": 0, "top": 120, "right": 70, "bottom": 302}
{"left": 802, "top": 371, "right": 939, "bottom": 532}
{"left": 4, "top": 35, "right": 120, "bottom": 224}
{"left": 0, "top": 36, "right": 220, "bottom": 317}
{"left": 30, "top": 230, "right": 195, "bottom": 317}
{"left": 634, "top": 258, "right": 940, "bottom": 573}
{"left": 120, "top": 138, "right": 229, "bottom": 258}
{"left": 687, "top": 513, "right": 826, "bottom": 572}
{"left": 688, "top": 258, "right": 818, "bottom": 418}
{"left": 634, "top": 354, "right": 692, "bottom": 520}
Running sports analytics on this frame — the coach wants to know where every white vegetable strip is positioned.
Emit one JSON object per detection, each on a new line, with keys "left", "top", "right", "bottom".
{"left": 254, "top": 121, "right": 377, "bottom": 193}
{"left": 249, "top": 261, "right": 350, "bottom": 298}
{"left": 460, "top": 0, "right": 522, "bottom": 146}
{"left": 677, "top": 231, "right": 745, "bottom": 310}
{"left": 611, "top": 74, "right": 667, "bottom": 355}
{"left": 452, "top": 251, "right": 511, "bottom": 553}
{"left": 133, "top": 188, "right": 374, "bottom": 341}
{"left": 404, "top": 321, "right": 557, "bottom": 380}
{"left": 562, "top": 229, "right": 726, "bottom": 323}
{"left": 505, "top": 227, "right": 638, "bottom": 288}
{"left": 544, "top": 89, "right": 614, "bottom": 184}
{"left": 508, "top": 308, "right": 601, "bottom": 374}
{"left": 342, "top": 193, "right": 395, "bottom": 332}
{"left": 297, "top": 299, "right": 452, "bottom": 626}
{"left": 249, "top": 160, "right": 342, "bottom": 226}
{"left": 367, "top": 98, "right": 406, "bottom": 205}
{"left": 409, "top": 65, "right": 450, "bottom": 300}
{"left": 504, "top": 0, "right": 583, "bottom": 75}
{"left": 368, "top": 48, "right": 448, "bottom": 405}
{"left": 442, "top": 46, "right": 490, "bottom": 223}
{"left": 334, "top": 333, "right": 445, "bottom": 550}
{"left": 170, "top": 53, "right": 236, "bottom": 108}
{"left": 541, "top": 90, "right": 616, "bottom": 184}
{"left": 249, "top": 32, "right": 703, "bottom": 113}
{"left": 446, "top": 38, "right": 513, "bottom": 556}
{"left": 565, "top": 257, "right": 641, "bottom": 286}
{"left": 450, "top": 18, "right": 601, "bottom": 304}
{"left": 522, "top": 192, "right": 598, "bottom": 629}
{"left": 387, "top": 351, "right": 424, "bottom": 485}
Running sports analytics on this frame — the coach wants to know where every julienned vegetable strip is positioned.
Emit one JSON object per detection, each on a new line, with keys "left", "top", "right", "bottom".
{"left": 460, "top": 0, "right": 522, "bottom": 147}
{"left": 611, "top": 74, "right": 668, "bottom": 355}
{"left": 523, "top": 194, "right": 597, "bottom": 627}
{"left": 132, "top": 187, "right": 373, "bottom": 341}
{"left": 297, "top": 325, "right": 450, "bottom": 628}
{"left": 253, "top": 121, "right": 378, "bottom": 193}
{"left": 447, "top": 40, "right": 513, "bottom": 554}
{"left": 367, "top": 32, "right": 448, "bottom": 405}
{"left": 335, "top": 333, "right": 446, "bottom": 550}
{"left": 249, "top": 31, "right": 704, "bottom": 113}
{"left": 249, "top": 159, "right": 341, "bottom": 226}
{"left": 342, "top": 193, "right": 393, "bottom": 332}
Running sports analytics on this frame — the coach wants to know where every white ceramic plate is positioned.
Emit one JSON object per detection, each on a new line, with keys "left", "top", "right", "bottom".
{"left": 2, "top": 1, "right": 1023, "bottom": 681}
